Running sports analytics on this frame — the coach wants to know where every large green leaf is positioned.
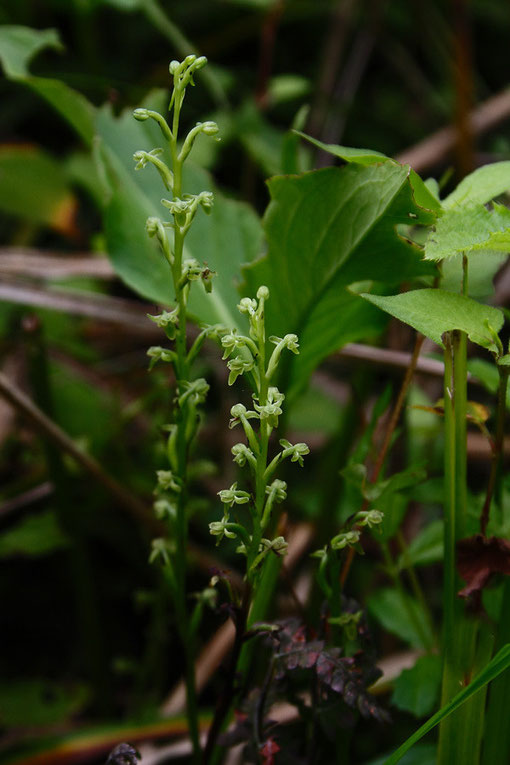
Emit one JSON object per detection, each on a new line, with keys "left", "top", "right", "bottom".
{"left": 0, "top": 679, "right": 88, "bottom": 727}
{"left": 0, "top": 26, "right": 95, "bottom": 145}
{"left": 443, "top": 162, "right": 510, "bottom": 209}
{"left": 425, "top": 203, "right": 510, "bottom": 261}
{"left": 384, "top": 645, "right": 510, "bottom": 764}
{"left": 0, "top": 146, "right": 76, "bottom": 232}
{"left": 398, "top": 520, "right": 444, "bottom": 569}
{"left": 368, "top": 587, "right": 434, "bottom": 650}
{"left": 0, "top": 511, "right": 69, "bottom": 558}
{"left": 96, "top": 97, "right": 263, "bottom": 328}
{"left": 293, "top": 130, "right": 389, "bottom": 165}
{"left": 441, "top": 251, "right": 507, "bottom": 298}
{"left": 294, "top": 131, "right": 442, "bottom": 213}
{"left": 392, "top": 654, "right": 442, "bottom": 717}
{"left": 243, "top": 163, "right": 437, "bottom": 389}
{"left": 361, "top": 289, "right": 504, "bottom": 350}
{"left": 0, "top": 25, "right": 62, "bottom": 76}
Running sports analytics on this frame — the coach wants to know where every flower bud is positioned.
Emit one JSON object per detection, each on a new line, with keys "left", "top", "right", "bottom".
{"left": 133, "top": 108, "right": 150, "bottom": 121}
{"left": 202, "top": 121, "right": 219, "bottom": 136}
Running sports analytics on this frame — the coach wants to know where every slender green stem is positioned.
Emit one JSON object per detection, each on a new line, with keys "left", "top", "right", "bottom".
{"left": 481, "top": 366, "right": 509, "bottom": 535}
{"left": 142, "top": 0, "right": 229, "bottom": 108}
{"left": 437, "top": 331, "right": 459, "bottom": 762}
{"left": 396, "top": 530, "right": 437, "bottom": 649}
{"left": 381, "top": 542, "right": 433, "bottom": 652}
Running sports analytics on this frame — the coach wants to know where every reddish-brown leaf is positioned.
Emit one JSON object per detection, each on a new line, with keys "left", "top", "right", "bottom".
{"left": 260, "top": 737, "right": 280, "bottom": 765}
{"left": 457, "top": 535, "right": 510, "bottom": 598}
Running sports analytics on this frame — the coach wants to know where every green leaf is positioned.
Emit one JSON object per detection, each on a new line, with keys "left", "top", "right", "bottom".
{"left": 96, "top": 98, "right": 263, "bottom": 328}
{"left": 384, "top": 644, "right": 510, "bottom": 764}
{"left": 0, "top": 146, "right": 76, "bottom": 232}
{"left": 0, "top": 679, "right": 88, "bottom": 727}
{"left": 0, "top": 26, "right": 94, "bottom": 145}
{"left": 392, "top": 655, "right": 442, "bottom": 717}
{"left": 368, "top": 588, "right": 434, "bottom": 650}
{"left": 361, "top": 289, "right": 504, "bottom": 350}
{"left": 243, "top": 163, "right": 437, "bottom": 390}
{"left": 398, "top": 520, "right": 444, "bottom": 569}
{"left": 0, "top": 511, "right": 69, "bottom": 558}
{"left": 367, "top": 744, "right": 436, "bottom": 765}
{"left": 443, "top": 162, "right": 510, "bottom": 209}
{"left": 441, "top": 250, "right": 507, "bottom": 298}
{"left": 376, "top": 492, "right": 408, "bottom": 543}
{"left": 293, "top": 130, "right": 389, "bottom": 165}
{"left": 0, "top": 25, "right": 63, "bottom": 77}
{"left": 365, "top": 464, "right": 427, "bottom": 502}
{"left": 425, "top": 203, "right": 510, "bottom": 261}
{"left": 237, "top": 100, "right": 287, "bottom": 177}
{"left": 268, "top": 75, "right": 310, "bottom": 105}
{"left": 294, "top": 131, "right": 442, "bottom": 213}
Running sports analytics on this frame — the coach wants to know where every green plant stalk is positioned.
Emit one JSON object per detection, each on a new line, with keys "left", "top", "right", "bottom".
{"left": 437, "top": 331, "right": 460, "bottom": 762}
{"left": 381, "top": 542, "right": 433, "bottom": 652}
{"left": 167, "top": 127, "right": 201, "bottom": 762}
{"left": 482, "top": 581, "right": 510, "bottom": 763}
{"left": 438, "top": 254, "right": 492, "bottom": 763}
{"left": 438, "top": 326, "right": 488, "bottom": 764}
{"left": 480, "top": 365, "right": 510, "bottom": 764}
{"left": 247, "top": 338, "right": 269, "bottom": 582}
{"left": 142, "top": 0, "right": 228, "bottom": 108}
{"left": 396, "top": 530, "right": 437, "bottom": 649}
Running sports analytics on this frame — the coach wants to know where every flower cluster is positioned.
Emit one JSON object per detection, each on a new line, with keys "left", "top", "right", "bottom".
{"left": 209, "top": 288, "right": 309, "bottom": 580}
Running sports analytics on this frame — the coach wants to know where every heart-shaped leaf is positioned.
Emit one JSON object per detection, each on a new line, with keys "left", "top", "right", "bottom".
{"left": 97, "top": 97, "right": 263, "bottom": 329}
{"left": 243, "top": 162, "right": 437, "bottom": 390}
{"left": 361, "top": 289, "right": 504, "bottom": 350}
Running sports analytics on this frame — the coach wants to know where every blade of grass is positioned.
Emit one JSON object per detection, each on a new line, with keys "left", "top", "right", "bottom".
{"left": 384, "top": 644, "right": 510, "bottom": 765}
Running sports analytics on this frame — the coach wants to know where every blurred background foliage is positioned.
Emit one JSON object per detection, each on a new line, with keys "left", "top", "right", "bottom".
{"left": 1, "top": 1, "right": 510, "bottom": 763}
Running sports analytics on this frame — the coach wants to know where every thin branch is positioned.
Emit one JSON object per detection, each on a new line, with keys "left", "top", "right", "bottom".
{"left": 340, "top": 334, "right": 425, "bottom": 588}
{"left": 396, "top": 88, "right": 510, "bottom": 173}
{"left": 0, "top": 481, "right": 53, "bottom": 519}
{"left": 0, "top": 277, "right": 157, "bottom": 332}
{"left": 0, "top": 371, "right": 154, "bottom": 528}
{"left": 0, "top": 248, "right": 114, "bottom": 279}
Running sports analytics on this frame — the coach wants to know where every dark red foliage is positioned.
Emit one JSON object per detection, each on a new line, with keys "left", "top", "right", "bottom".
{"left": 273, "top": 619, "right": 389, "bottom": 723}
{"left": 260, "top": 737, "right": 281, "bottom": 765}
{"left": 457, "top": 535, "right": 510, "bottom": 598}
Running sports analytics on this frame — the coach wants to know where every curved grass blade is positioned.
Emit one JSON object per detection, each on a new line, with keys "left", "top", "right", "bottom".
{"left": 384, "top": 644, "right": 510, "bottom": 765}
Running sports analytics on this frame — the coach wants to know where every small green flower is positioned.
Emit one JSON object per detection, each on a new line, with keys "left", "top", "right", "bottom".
{"left": 156, "top": 470, "right": 181, "bottom": 493}
{"left": 254, "top": 387, "right": 285, "bottom": 428}
{"left": 231, "top": 443, "right": 256, "bottom": 468}
{"left": 221, "top": 330, "right": 247, "bottom": 359}
{"left": 269, "top": 333, "right": 299, "bottom": 354}
{"left": 237, "top": 297, "right": 258, "bottom": 316}
{"left": 228, "top": 403, "right": 259, "bottom": 430}
{"left": 148, "top": 309, "right": 179, "bottom": 339}
{"left": 355, "top": 509, "right": 384, "bottom": 528}
{"left": 133, "top": 147, "right": 163, "bottom": 170}
{"left": 331, "top": 530, "right": 360, "bottom": 551}
{"left": 260, "top": 536, "right": 288, "bottom": 556}
{"left": 149, "top": 538, "right": 173, "bottom": 565}
{"left": 265, "top": 479, "right": 287, "bottom": 503}
{"left": 227, "top": 356, "right": 255, "bottom": 386}
{"left": 154, "top": 498, "right": 176, "bottom": 520}
{"left": 218, "top": 482, "right": 251, "bottom": 507}
{"left": 178, "top": 378, "right": 210, "bottom": 407}
{"left": 279, "top": 439, "right": 310, "bottom": 467}
{"left": 209, "top": 515, "right": 238, "bottom": 544}
{"left": 147, "top": 346, "right": 178, "bottom": 370}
